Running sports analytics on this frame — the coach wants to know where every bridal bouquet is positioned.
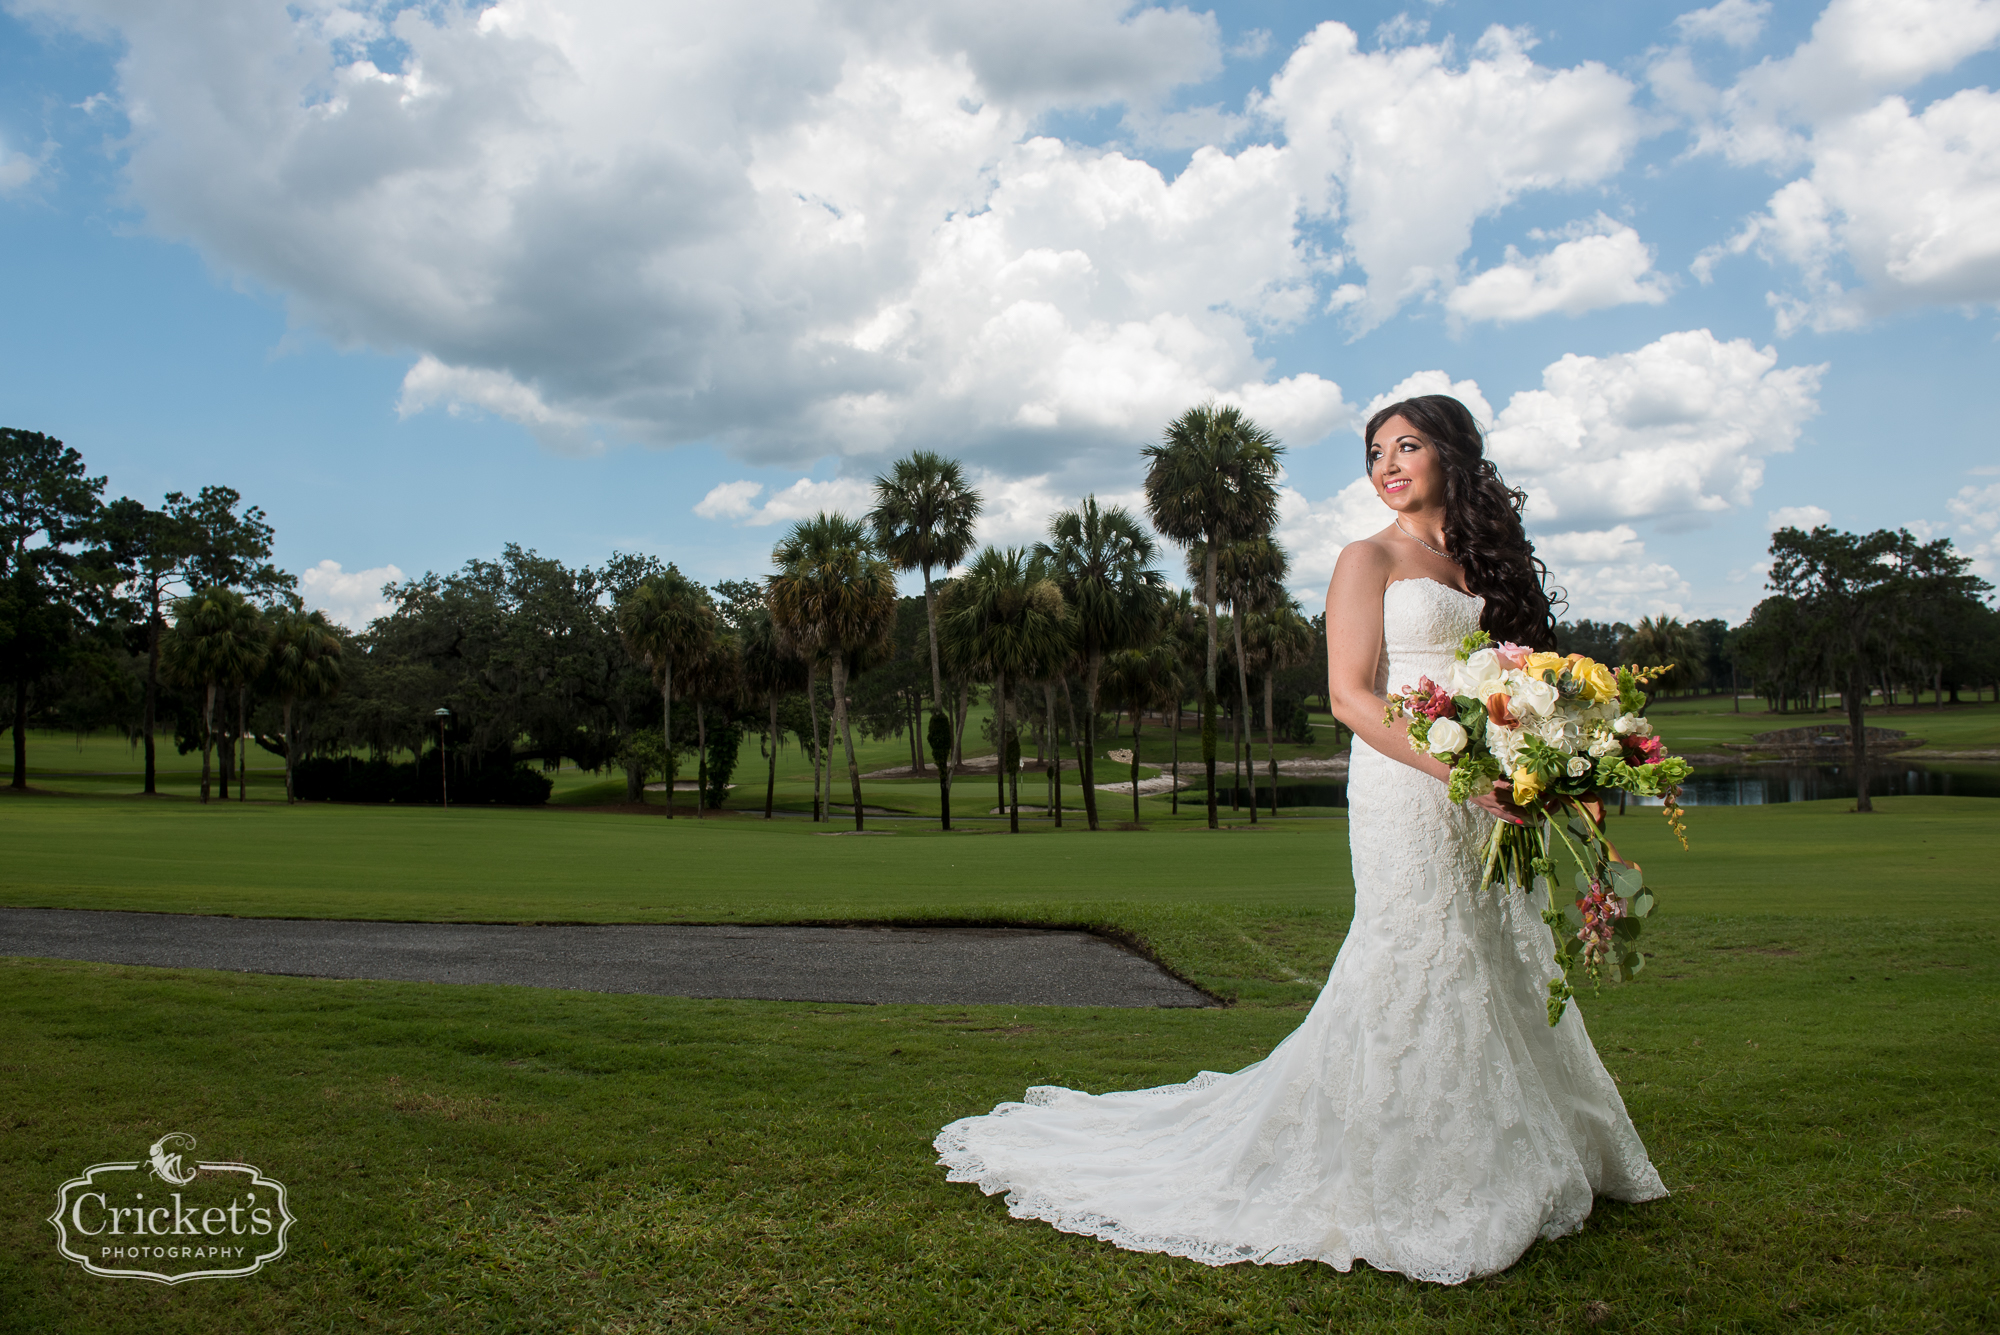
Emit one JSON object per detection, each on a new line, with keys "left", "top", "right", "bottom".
{"left": 1384, "top": 631, "right": 1692, "bottom": 1026}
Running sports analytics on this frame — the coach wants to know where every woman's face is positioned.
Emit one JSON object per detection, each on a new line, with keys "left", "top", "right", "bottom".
{"left": 1367, "top": 415, "right": 1444, "bottom": 513}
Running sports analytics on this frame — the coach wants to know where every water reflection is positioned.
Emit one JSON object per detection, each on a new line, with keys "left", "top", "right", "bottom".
{"left": 1197, "top": 763, "right": 2000, "bottom": 808}
{"left": 1631, "top": 764, "right": 2000, "bottom": 805}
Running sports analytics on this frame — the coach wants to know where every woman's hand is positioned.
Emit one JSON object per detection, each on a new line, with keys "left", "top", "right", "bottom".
{"left": 1472, "top": 780, "right": 1526, "bottom": 825}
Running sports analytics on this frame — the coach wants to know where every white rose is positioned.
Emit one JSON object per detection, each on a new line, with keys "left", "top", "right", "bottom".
{"left": 1567, "top": 755, "right": 1593, "bottom": 777}
{"left": 1450, "top": 648, "right": 1505, "bottom": 700}
{"left": 1507, "top": 672, "right": 1560, "bottom": 718}
{"left": 1612, "top": 713, "right": 1652, "bottom": 737}
{"left": 1426, "top": 717, "right": 1469, "bottom": 757}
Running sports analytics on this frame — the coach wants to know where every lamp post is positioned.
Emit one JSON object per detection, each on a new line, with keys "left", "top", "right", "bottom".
{"left": 434, "top": 707, "right": 451, "bottom": 808}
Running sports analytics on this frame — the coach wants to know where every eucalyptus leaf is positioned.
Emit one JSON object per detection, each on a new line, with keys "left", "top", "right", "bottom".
{"left": 1610, "top": 865, "right": 1644, "bottom": 898}
{"left": 1574, "top": 870, "right": 1597, "bottom": 900}
{"left": 1630, "top": 891, "right": 1655, "bottom": 918}
{"left": 1613, "top": 916, "right": 1643, "bottom": 941}
{"left": 1623, "top": 950, "right": 1646, "bottom": 975}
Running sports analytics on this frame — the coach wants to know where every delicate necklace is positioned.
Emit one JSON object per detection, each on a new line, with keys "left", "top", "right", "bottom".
{"left": 1395, "top": 517, "right": 1458, "bottom": 563}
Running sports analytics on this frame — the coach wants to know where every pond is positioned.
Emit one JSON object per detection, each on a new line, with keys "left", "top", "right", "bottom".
{"left": 1194, "top": 763, "right": 2000, "bottom": 809}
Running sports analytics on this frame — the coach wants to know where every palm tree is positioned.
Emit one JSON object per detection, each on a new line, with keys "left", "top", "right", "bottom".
{"left": 739, "top": 607, "right": 808, "bottom": 820}
{"left": 1162, "top": 588, "right": 1201, "bottom": 815}
{"left": 217, "top": 597, "right": 269, "bottom": 802}
{"left": 1039, "top": 677, "right": 1064, "bottom": 824}
{"left": 806, "top": 649, "right": 831, "bottom": 821}
{"left": 941, "top": 546, "right": 1069, "bottom": 833}
{"left": 1143, "top": 402, "right": 1284, "bottom": 829}
{"left": 615, "top": 567, "right": 715, "bottom": 819}
{"left": 768, "top": 513, "right": 898, "bottom": 832}
{"left": 160, "top": 587, "right": 267, "bottom": 804}
{"left": 1188, "top": 535, "right": 1289, "bottom": 823}
{"left": 868, "top": 451, "right": 981, "bottom": 820}
{"left": 1246, "top": 600, "right": 1314, "bottom": 817}
{"left": 1104, "top": 643, "right": 1176, "bottom": 824}
{"left": 1037, "top": 497, "right": 1166, "bottom": 831}
{"left": 264, "top": 609, "right": 344, "bottom": 803}
{"left": 1629, "top": 615, "right": 1701, "bottom": 696}
{"left": 1017, "top": 599, "right": 1077, "bottom": 824}
{"left": 933, "top": 578, "right": 984, "bottom": 829}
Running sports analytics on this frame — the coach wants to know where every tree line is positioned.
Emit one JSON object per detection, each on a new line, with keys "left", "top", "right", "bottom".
{"left": 5, "top": 421, "right": 1992, "bottom": 825}
{"left": 1556, "top": 540, "right": 1996, "bottom": 718}
{"left": 0, "top": 412, "right": 1327, "bottom": 827}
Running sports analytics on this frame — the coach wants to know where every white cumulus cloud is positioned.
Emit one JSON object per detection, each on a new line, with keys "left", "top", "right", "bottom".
{"left": 0, "top": 134, "right": 41, "bottom": 192}
{"left": 1674, "top": 0, "right": 1771, "bottom": 48}
{"left": 1261, "top": 22, "right": 1644, "bottom": 328}
{"left": 1700, "top": 87, "right": 2000, "bottom": 331}
{"left": 1486, "top": 328, "right": 1824, "bottom": 531}
{"left": 1947, "top": 480, "right": 2000, "bottom": 577}
{"left": 398, "top": 356, "right": 599, "bottom": 455}
{"left": 693, "top": 480, "right": 765, "bottom": 521}
{"left": 299, "top": 559, "right": 404, "bottom": 629}
{"left": 1681, "top": 0, "right": 2000, "bottom": 328}
{"left": 16, "top": 1, "right": 1674, "bottom": 479}
{"left": 1531, "top": 527, "right": 1693, "bottom": 620}
{"left": 15, "top": 0, "right": 1331, "bottom": 478}
{"left": 692, "top": 477, "right": 876, "bottom": 527}
{"left": 1768, "top": 504, "right": 1832, "bottom": 530}
{"left": 1446, "top": 215, "right": 1671, "bottom": 326}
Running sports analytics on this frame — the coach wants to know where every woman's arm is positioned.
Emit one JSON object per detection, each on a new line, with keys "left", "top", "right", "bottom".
{"left": 1324, "top": 541, "right": 1449, "bottom": 782}
{"left": 1324, "top": 542, "right": 1521, "bottom": 822}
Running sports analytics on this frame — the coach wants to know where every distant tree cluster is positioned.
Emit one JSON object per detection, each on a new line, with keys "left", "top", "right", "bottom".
{"left": 0, "top": 427, "right": 327, "bottom": 800}
{"left": 1552, "top": 531, "right": 1998, "bottom": 724}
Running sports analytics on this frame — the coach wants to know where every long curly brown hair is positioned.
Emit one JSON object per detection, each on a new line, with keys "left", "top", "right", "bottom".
{"left": 1364, "top": 394, "right": 1560, "bottom": 649}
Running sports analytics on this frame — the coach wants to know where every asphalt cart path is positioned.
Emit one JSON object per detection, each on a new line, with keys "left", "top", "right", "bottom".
{"left": 0, "top": 908, "right": 1213, "bottom": 1008}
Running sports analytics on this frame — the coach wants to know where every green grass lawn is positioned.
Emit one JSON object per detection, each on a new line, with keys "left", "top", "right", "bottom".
{"left": 11, "top": 718, "right": 1303, "bottom": 823}
{"left": 2, "top": 791, "right": 1996, "bottom": 1330}
{"left": 22, "top": 693, "right": 1992, "bottom": 823}
{"left": 1642, "top": 695, "right": 2000, "bottom": 755}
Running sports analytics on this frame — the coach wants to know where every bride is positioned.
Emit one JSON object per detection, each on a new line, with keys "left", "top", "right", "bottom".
{"left": 934, "top": 394, "right": 1666, "bottom": 1284}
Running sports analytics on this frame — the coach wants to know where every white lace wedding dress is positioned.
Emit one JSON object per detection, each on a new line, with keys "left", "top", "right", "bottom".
{"left": 935, "top": 578, "right": 1666, "bottom": 1284}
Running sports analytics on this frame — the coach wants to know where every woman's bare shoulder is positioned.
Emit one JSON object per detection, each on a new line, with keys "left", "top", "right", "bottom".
{"left": 1328, "top": 528, "right": 1400, "bottom": 593}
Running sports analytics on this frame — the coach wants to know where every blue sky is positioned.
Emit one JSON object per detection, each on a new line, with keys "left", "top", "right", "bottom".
{"left": 2, "top": 0, "right": 1996, "bottom": 626}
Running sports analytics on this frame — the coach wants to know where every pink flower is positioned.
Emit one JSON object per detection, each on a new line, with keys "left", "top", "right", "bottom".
{"left": 1493, "top": 642, "right": 1533, "bottom": 671}
{"left": 1623, "top": 733, "right": 1665, "bottom": 764}
{"left": 1414, "top": 676, "right": 1457, "bottom": 720}
{"left": 1576, "top": 883, "right": 1627, "bottom": 961}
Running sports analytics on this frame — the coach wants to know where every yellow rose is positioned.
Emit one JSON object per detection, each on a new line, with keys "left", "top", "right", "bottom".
{"left": 1510, "top": 765, "right": 1543, "bottom": 806}
{"left": 1523, "top": 651, "right": 1567, "bottom": 679}
{"left": 1574, "top": 658, "right": 1619, "bottom": 703}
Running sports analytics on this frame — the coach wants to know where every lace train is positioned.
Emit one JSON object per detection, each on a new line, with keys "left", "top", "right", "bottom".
{"left": 934, "top": 578, "right": 1665, "bottom": 1284}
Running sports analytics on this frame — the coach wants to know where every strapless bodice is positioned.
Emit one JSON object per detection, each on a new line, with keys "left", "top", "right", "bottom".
{"left": 1379, "top": 577, "right": 1485, "bottom": 697}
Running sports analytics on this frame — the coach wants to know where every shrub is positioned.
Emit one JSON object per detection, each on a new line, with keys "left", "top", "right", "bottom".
{"left": 293, "top": 753, "right": 552, "bottom": 806}
{"left": 702, "top": 724, "right": 742, "bottom": 809}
